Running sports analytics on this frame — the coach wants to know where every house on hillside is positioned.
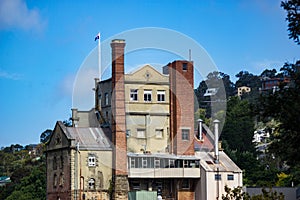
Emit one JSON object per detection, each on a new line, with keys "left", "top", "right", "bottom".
{"left": 46, "top": 39, "right": 242, "bottom": 200}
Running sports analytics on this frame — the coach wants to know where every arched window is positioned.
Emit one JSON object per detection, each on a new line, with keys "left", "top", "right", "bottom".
{"left": 88, "top": 178, "right": 95, "bottom": 190}
{"left": 59, "top": 172, "right": 64, "bottom": 187}
{"left": 53, "top": 174, "right": 57, "bottom": 188}
{"left": 53, "top": 155, "right": 57, "bottom": 170}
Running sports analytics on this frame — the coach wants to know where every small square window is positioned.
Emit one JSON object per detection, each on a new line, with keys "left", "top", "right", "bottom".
{"left": 182, "top": 129, "right": 190, "bottom": 140}
{"left": 88, "top": 156, "right": 96, "bottom": 167}
{"left": 182, "top": 179, "right": 190, "bottom": 189}
{"left": 156, "top": 129, "right": 163, "bottom": 138}
{"left": 157, "top": 90, "right": 165, "bottom": 102}
{"left": 126, "top": 130, "right": 131, "bottom": 138}
{"left": 130, "top": 89, "right": 138, "bottom": 101}
{"left": 227, "top": 174, "right": 234, "bottom": 181}
{"left": 144, "top": 90, "right": 152, "bottom": 102}
{"left": 182, "top": 63, "right": 188, "bottom": 71}
{"left": 215, "top": 174, "right": 221, "bottom": 181}
{"left": 89, "top": 178, "right": 95, "bottom": 190}
{"left": 137, "top": 129, "right": 146, "bottom": 138}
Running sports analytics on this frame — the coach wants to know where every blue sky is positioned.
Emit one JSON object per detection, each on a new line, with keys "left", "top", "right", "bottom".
{"left": 0, "top": 0, "right": 299, "bottom": 147}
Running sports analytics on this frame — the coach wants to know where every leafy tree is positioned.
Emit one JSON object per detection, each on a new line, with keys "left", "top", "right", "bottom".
{"left": 222, "top": 186, "right": 285, "bottom": 200}
{"left": 260, "top": 69, "right": 278, "bottom": 79}
{"left": 40, "top": 129, "right": 52, "bottom": 143}
{"left": 281, "top": 0, "right": 300, "bottom": 45}
{"left": 221, "top": 97, "right": 255, "bottom": 152}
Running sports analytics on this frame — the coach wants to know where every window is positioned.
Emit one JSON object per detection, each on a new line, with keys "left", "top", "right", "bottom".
{"left": 183, "top": 160, "right": 189, "bottom": 168}
{"left": 215, "top": 174, "right": 221, "bottom": 181}
{"left": 88, "top": 155, "right": 96, "bottom": 167}
{"left": 60, "top": 155, "right": 64, "bottom": 169}
{"left": 182, "top": 63, "right": 188, "bottom": 71}
{"left": 53, "top": 155, "right": 57, "bottom": 170}
{"left": 142, "top": 158, "right": 147, "bottom": 168}
{"left": 88, "top": 178, "right": 95, "bottom": 190}
{"left": 130, "top": 158, "right": 135, "bottom": 168}
{"left": 105, "top": 93, "right": 109, "bottom": 105}
{"left": 169, "top": 159, "right": 175, "bottom": 168}
{"left": 53, "top": 174, "right": 58, "bottom": 188}
{"left": 182, "top": 179, "right": 190, "bottom": 189}
{"left": 227, "top": 174, "right": 234, "bottom": 181}
{"left": 132, "top": 181, "right": 140, "bottom": 190}
{"left": 130, "top": 89, "right": 138, "bottom": 101}
{"left": 157, "top": 90, "right": 165, "bottom": 102}
{"left": 144, "top": 90, "right": 152, "bottom": 102}
{"left": 137, "top": 129, "right": 146, "bottom": 138}
{"left": 182, "top": 129, "right": 190, "bottom": 140}
{"left": 59, "top": 172, "right": 64, "bottom": 187}
{"left": 154, "top": 159, "right": 160, "bottom": 168}
{"left": 126, "top": 130, "right": 131, "bottom": 138}
{"left": 156, "top": 129, "right": 163, "bottom": 138}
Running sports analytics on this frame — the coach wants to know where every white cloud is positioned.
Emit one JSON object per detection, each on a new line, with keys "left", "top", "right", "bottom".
{"left": 0, "top": 68, "right": 22, "bottom": 80}
{"left": 0, "top": 0, "right": 46, "bottom": 31}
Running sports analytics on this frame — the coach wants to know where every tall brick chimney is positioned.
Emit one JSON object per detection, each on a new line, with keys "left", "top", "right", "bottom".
{"left": 164, "top": 60, "right": 195, "bottom": 155}
{"left": 110, "top": 39, "right": 128, "bottom": 200}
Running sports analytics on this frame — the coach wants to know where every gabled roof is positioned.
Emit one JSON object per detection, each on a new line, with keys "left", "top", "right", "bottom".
{"left": 48, "top": 121, "right": 112, "bottom": 151}
{"left": 196, "top": 151, "right": 242, "bottom": 173}
{"left": 66, "top": 127, "right": 112, "bottom": 150}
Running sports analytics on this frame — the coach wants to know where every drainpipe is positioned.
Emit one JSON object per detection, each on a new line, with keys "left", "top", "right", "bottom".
{"left": 197, "top": 119, "right": 203, "bottom": 140}
{"left": 213, "top": 119, "right": 220, "bottom": 163}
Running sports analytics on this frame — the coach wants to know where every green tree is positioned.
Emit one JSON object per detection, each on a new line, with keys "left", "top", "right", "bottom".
{"left": 281, "top": 0, "right": 300, "bottom": 45}
{"left": 222, "top": 186, "right": 285, "bottom": 200}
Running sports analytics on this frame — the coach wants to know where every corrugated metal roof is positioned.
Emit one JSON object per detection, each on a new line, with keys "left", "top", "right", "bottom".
{"left": 196, "top": 151, "right": 242, "bottom": 173}
{"left": 66, "top": 127, "right": 112, "bottom": 150}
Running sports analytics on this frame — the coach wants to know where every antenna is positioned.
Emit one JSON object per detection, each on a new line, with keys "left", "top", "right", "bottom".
{"left": 189, "top": 49, "right": 191, "bottom": 61}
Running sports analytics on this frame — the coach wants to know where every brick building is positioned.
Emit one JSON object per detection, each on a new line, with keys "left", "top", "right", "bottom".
{"left": 46, "top": 39, "right": 242, "bottom": 200}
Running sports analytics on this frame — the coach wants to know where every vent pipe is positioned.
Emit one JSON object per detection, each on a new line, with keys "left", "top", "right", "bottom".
{"left": 198, "top": 119, "right": 203, "bottom": 140}
{"left": 213, "top": 119, "right": 220, "bottom": 163}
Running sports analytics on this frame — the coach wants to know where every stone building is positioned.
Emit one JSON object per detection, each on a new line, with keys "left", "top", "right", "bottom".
{"left": 46, "top": 39, "right": 242, "bottom": 200}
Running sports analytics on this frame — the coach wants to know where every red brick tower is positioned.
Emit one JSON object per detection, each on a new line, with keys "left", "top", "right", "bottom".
{"left": 166, "top": 60, "right": 195, "bottom": 155}
{"left": 111, "top": 39, "right": 128, "bottom": 199}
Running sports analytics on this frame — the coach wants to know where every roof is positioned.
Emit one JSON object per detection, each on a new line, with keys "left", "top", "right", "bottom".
{"left": 66, "top": 127, "right": 112, "bottom": 151}
{"left": 196, "top": 151, "right": 242, "bottom": 173}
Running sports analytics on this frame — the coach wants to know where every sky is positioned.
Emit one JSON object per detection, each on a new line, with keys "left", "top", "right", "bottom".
{"left": 0, "top": 0, "right": 299, "bottom": 147}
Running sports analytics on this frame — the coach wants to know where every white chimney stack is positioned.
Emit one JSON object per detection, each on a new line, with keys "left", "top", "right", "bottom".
{"left": 198, "top": 119, "right": 203, "bottom": 140}
{"left": 213, "top": 119, "right": 220, "bottom": 163}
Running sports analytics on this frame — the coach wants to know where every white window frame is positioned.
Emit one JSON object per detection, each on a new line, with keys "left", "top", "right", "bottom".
{"left": 155, "top": 129, "right": 163, "bottom": 138}
{"left": 155, "top": 159, "right": 160, "bottom": 168}
{"left": 130, "top": 158, "right": 135, "bottom": 168}
{"left": 130, "top": 89, "right": 138, "bottom": 101}
{"left": 157, "top": 90, "right": 165, "bottom": 102}
{"left": 227, "top": 174, "right": 234, "bottom": 181}
{"left": 88, "top": 156, "right": 96, "bottom": 167}
{"left": 144, "top": 90, "right": 152, "bottom": 102}
{"left": 88, "top": 178, "right": 95, "bottom": 190}
{"left": 169, "top": 159, "right": 175, "bottom": 168}
{"left": 137, "top": 129, "right": 146, "bottom": 138}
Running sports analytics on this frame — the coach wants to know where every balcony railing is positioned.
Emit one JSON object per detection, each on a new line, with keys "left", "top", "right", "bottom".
{"left": 128, "top": 153, "right": 200, "bottom": 178}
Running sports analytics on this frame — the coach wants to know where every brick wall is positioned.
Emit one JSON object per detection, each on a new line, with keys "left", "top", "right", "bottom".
{"left": 111, "top": 39, "right": 128, "bottom": 200}
{"left": 168, "top": 61, "right": 195, "bottom": 155}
